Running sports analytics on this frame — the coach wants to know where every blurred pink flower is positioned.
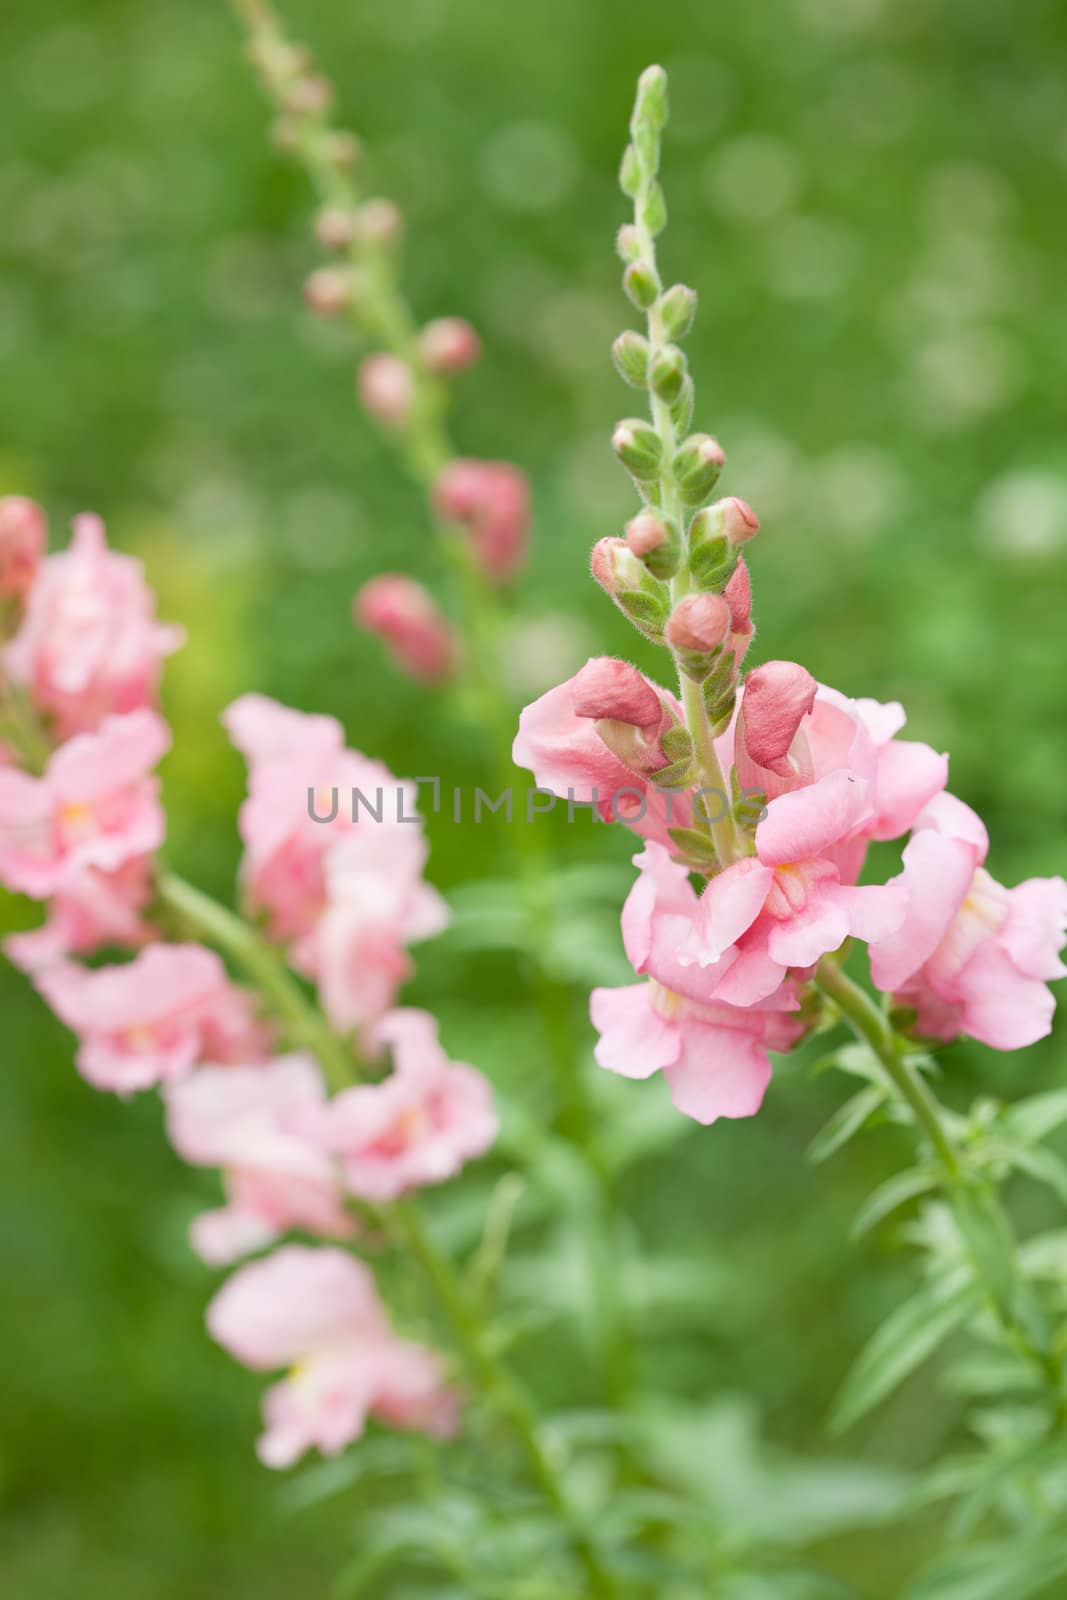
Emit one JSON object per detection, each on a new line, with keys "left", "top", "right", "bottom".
{"left": 870, "top": 793, "right": 1067, "bottom": 1049}
{"left": 0, "top": 709, "right": 169, "bottom": 899}
{"left": 0, "top": 495, "right": 47, "bottom": 597}
{"left": 591, "top": 977, "right": 803, "bottom": 1125}
{"left": 294, "top": 830, "right": 449, "bottom": 1035}
{"left": 207, "top": 1245, "right": 459, "bottom": 1466}
{"left": 353, "top": 574, "right": 458, "bottom": 684}
{"left": 223, "top": 694, "right": 402, "bottom": 943}
{"left": 165, "top": 1054, "right": 352, "bottom": 1263}
{"left": 33, "top": 943, "right": 257, "bottom": 1093}
{"left": 433, "top": 459, "right": 530, "bottom": 581}
{"left": 357, "top": 353, "right": 415, "bottom": 429}
{"left": 5, "top": 513, "right": 184, "bottom": 737}
{"left": 296, "top": 1008, "right": 496, "bottom": 1201}
{"left": 417, "top": 317, "right": 481, "bottom": 376}
{"left": 4, "top": 859, "right": 155, "bottom": 973}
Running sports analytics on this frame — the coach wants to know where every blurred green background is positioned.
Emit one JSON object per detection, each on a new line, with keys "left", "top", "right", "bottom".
{"left": 2, "top": 0, "right": 1066, "bottom": 1594}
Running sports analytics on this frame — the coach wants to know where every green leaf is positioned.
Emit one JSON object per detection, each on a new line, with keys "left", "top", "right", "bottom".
{"left": 906, "top": 1533, "right": 1067, "bottom": 1600}
{"left": 831, "top": 1269, "right": 979, "bottom": 1432}
{"left": 851, "top": 1168, "right": 939, "bottom": 1238}
{"left": 997, "top": 1141, "right": 1067, "bottom": 1206}
{"left": 807, "top": 1084, "right": 886, "bottom": 1165}
{"left": 1001, "top": 1089, "right": 1067, "bottom": 1145}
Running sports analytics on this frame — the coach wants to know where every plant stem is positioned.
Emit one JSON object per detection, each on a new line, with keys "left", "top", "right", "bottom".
{"left": 156, "top": 865, "right": 618, "bottom": 1588}
{"left": 630, "top": 132, "right": 743, "bottom": 868}
{"left": 814, "top": 957, "right": 1064, "bottom": 1387}
{"left": 392, "top": 1199, "right": 618, "bottom": 1597}
{"left": 813, "top": 956, "right": 960, "bottom": 1178}
{"left": 154, "top": 868, "right": 358, "bottom": 1094}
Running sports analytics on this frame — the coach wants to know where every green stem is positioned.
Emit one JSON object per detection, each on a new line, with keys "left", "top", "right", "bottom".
{"left": 813, "top": 957, "right": 960, "bottom": 1178}
{"left": 814, "top": 957, "right": 1064, "bottom": 1388}
{"left": 154, "top": 868, "right": 359, "bottom": 1094}
{"left": 392, "top": 1200, "right": 618, "bottom": 1597}
{"left": 631, "top": 145, "right": 743, "bottom": 868}
{"left": 156, "top": 865, "right": 618, "bottom": 1588}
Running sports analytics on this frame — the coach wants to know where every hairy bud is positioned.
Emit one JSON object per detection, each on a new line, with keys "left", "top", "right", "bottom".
{"left": 625, "top": 509, "right": 680, "bottom": 580}
{"left": 612, "top": 331, "right": 651, "bottom": 388}
{"left": 591, "top": 536, "right": 670, "bottom": 642}
{"left": 671, "top": 434, "right": 725, "bottom": 505}
{"left": 616, "top": 224, "right": 641, "bottom": 263}
{"left": 659, "top": 283, "right": 698, "bottom": 340}
{"left": 623, "top": 261, "right": 660, "bottom": 310}
{"left": 650, "top": 344, "right": 686, "bottom": 402}
{"left": 612, "top": 418, "right": 663, "bottom": 481}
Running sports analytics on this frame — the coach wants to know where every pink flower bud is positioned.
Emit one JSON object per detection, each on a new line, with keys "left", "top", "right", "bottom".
{"left": 717, "top": 495, "right": 759, "bottom": 544}
{"left": 572, "top": 656, "right": 664, "bottom": 730}
{"left": 314, "top": 206, "right": 357, "bottom": 250}
{"left": 303, "top": 266, "right": 352, "bottom": 316}
{"left": 665, "top": 592, "right": 731, "bottom": 654}
{"left": 590, "top": 536, "right": 647, "bottom": 597}
{"left": 321, "top": 131, "right": 361, "bottom": 170}
{"left": 432, "top": 460, "right": 530, "bottom": 582}
{"left": 0, "top": 496, "right": 47, "bottom": 597}
{"left": 355, "top": 198, "right": 403, "bottom": 248}
{"left": 353, "top": 575, "right": 457, "bottom": 684}
{"left": 283, "top": 73, "right": 333, "bottom": 116}
{"left": 357, "top": 354, "right": 415, "bottom": 429}
{"left": 417, "top": 318, "right": 482, "bottom": 376}
{"left": 625, "top": 510, "right": 669, "bottom": 558}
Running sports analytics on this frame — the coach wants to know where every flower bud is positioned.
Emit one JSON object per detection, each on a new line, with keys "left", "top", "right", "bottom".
{"left": 611, "top": 331, "right": 650, "bottom": 389}
{"left": 283, "top": 74, "right": 333, "bottom": 116}
{"left": 572, "top": 656, "right": 663, "bottom": 730}
{"left": 671, "top": 434, "right": 725, "bottom": 505}
{"left": 616, "top": 224, "right": 641, "bottom": 263}
{"left": 634, "top": 65, "right": 669, "bottom": 132}
{"left": 625, "top": 509, "right": 680, "bottom": 580}
{"left": 418, "top": 317, "right": 481, "bottom": 376}
{"left": 659, "top": 284, "right": 698, "bottom": 340}
{"left": 591, "top": 537, "right": 670, "bottom": 642}
{"left": 321, "top": 131, "right": 361, "bottom": 170}
{"left": 640, "top": 182, "right": 667, "bottom": 237}
{"left": 670, "top": 375, "right": 694, "bottom": 436}
{"left": 303, "top": 265, "right": 352, "bottom": 316}
{"left": 619, "top": 143, "right": 641, "bottom": 198}
{"left": 718, "top": 495, "right": 760, "bottom": 545}
{"left": 665, "top": 593, "right": 731, "bottom": 654}
{"left": 271, "top": 115, "right": 303, "bottom": 154}
{"left": 650, "top": 344, "right": 686, "bottom": 403}
{"left": 354, "top": 574, "right": 457, "bottom": 684}
{"left": 433, "top": 459, "right": 530, "bottom": 582}
{"left": 612, "top": 419, "right": 662, "bottom": 481}
{"left": 0, "top": 496, "right": 46, "bottom": 597}
{"left": 357, "top": 354, "right": 415, "bottom": 429}
{"left": 623, "top": 261, "right": 659, "bottom": 310}
{"left": 354, "top": 198, "right": 403, "bottom": 248}
{"left": 688, "top": 500, "right": 758, "bottom": 586}
{"left": 314, "top": 206, "right": 357, "bottom": 250}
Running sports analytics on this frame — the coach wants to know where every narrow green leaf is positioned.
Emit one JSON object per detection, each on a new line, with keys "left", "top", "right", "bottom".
{"left": 807, "top": 1084, "right": 886, "bottom": 1166}
{"left": 1001, "top": 1089, "right": 1067, "bottom": 1145}
{"left": 831, "top": 1270, "right": 978, "bottom": 1433}
{"left": 851, "top": 1168, "right": 939, "bottom": 1238}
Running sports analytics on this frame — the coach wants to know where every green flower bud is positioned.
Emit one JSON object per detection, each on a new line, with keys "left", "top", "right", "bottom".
{"left": 625, "top": 509, "right": 681, "bottom": 580}
{"left": 641, "top": 181, "right": 667, "bottom": 237}
{"left": 591, "top": 536, "right": 670, "bottom": 643}
{"left": 619, "top": 143, "right": 641, "bottom": 198}
{"left": 623, "top": 260, "right": 660, "bottom": 310}
{"left": 612, "top": 418, "right": 663, "bottom": 480}
{"left": 659, "top": 283, "right": 698, "bottom": 340}
{"left": 616, "top": 224, "right": 641, "bottom": 263}
{"left": 667, "top": 825, "right": 719, "bottom": 869}
{"left": 670, "top": 375, "right": 694, "bottom": 436}
{"left": 671, "top": 434, "right": 726, "bottom": 505}
{"left": 612, "top": 331, "right": 651, "bottom": 388}
{"left": 650, "top": 344, "right": 687, "bottom": 403}
{"left": 634, "top": 65, "right": 669, "bottom": 132}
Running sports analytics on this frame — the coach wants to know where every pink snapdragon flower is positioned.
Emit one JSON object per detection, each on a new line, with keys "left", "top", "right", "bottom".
{"left": 627, "top": 828, "right": 904, "bottom": 1008}
{"left": 207, "top": 1245, "right": 459, "bottom": 1466}
{"left": 223, "top": 694, "right": 405, "bottom": 942}
{"left": 5, "top": 514, "right": 184, "bottom": 737}
{"left": 294, "top": 829, "right": 449, "bottom": 1034}
{"left": 4, "top": 859, "right": 155, "bottom": 972}
{"left": 591, "top": 978, "right": 804, "bottom": 1124}
{"left": 353, "top": 574, "right": 458, "bottom": 684}
{"left": 0, "top": 709, "right": 169, "bottom": 899}
{"left": 513, "top": 658, "right": 694, "bottom": 846}
{"left": 433, "top": 459, "right": 530, "bottom": 581}
{"left": 33, "top": 944, "right": 264, "bottom": 1093}
{"left": 296, "top": 1009, "right": 497, "bottom": 1201}
{"left": 165, "top": 1055, "right": 352, "bottom": 1263}
{"left": 870, "top": 793, "right": 1067, "bottom": 1049}
{"left": 0, "top": 495, "right": 47, "bottom": 597}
